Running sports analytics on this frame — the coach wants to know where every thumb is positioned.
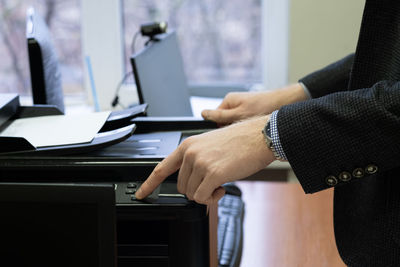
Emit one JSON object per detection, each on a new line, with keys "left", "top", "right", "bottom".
{"left": 201, "top": 109, "right": 237, "bottom": 124}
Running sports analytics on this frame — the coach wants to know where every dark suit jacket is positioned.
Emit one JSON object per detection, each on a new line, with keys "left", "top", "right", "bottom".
{"left": 277, "top": 0, "right": 400, "bottom": 265}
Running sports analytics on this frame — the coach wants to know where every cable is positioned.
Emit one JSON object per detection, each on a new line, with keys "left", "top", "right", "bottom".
{"left": 130, "top": 30, "right": 141, "bottom": 54}
{"left": 111, "top": 29, "right": 141, "bottom": 109}
{"left": 112, "top": 22, "right": 168, "bottom": 109}
{"left": 111, "top": 71, "right": 132, "bottom": 108}
{"left": 144, "top": 36, "right": 161, "bottom": 46}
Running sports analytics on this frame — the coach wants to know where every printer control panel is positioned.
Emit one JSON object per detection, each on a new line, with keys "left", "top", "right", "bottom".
{"left": 115, "top": 182, "right": 141, "bottom": 203}
{"left": 115, "top": 181, "right": 185, "bottom": 205}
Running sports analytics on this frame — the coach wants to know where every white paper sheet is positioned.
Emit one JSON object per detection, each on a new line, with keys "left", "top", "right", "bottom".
{"left": 190, "top": 96, "right": 222, "bottom": 118}
{"left": 0, "top": 111, "right": 111, "bottom": 147}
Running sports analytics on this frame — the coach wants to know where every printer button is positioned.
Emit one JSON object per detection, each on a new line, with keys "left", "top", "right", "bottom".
{"left": 127, "top": 182, "right": 137, "bottom": 189}
{"left": 126, "top": 189, "right": 136, "bottom": 194}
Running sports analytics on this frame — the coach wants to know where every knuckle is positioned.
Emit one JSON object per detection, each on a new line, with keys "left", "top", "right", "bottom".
{"left": 194, "top": 194, "right": 208, "bottom": 205}
{"left": 194, "top": 158, "right": 208, "bottom": 171}
{"left": 185, "top": 148, "right": 197, "bottom": 161}
{"left": 180, "top": 136, "right": 195, "bottom": 149}
{"left": 176, "top": 183, "right": 184, "bottom": 194}
{"left": 179, "top": 140, "right": 189, "bottom": 150}
{"left": 193, "top": 194, "right": 203, "bottom": 203}
{"left": 207, "top": 166, "right": 222, "bottom": 179}
{"left": 226, "top": 92, "right": 235, "bottom": 99}
{"left": 214, "top": 110, "right": 223, "bottom": 118}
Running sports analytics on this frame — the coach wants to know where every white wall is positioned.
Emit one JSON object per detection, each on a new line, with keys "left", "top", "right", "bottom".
{"left": 289, "top": 0, "right": 365, "bottom": 82}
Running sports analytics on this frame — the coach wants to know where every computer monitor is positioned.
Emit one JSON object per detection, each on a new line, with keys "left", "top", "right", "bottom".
{"left": 0, "top": 183, "right": 116, "bottom": 267}
{"left": 131, "top": 31, "right": 193, "bottom": 116}
{"left": 26, "top": 7, "right": 65, "bottom": 113}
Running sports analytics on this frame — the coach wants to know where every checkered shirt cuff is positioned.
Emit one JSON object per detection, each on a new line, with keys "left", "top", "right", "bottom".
{"left": 270, "top": 110, "right": 288, "bottom": 160}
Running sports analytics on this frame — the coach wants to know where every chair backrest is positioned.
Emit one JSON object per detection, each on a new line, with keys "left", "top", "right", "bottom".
{"left": 26, "top": 7, "right": 65, "bottom": 113}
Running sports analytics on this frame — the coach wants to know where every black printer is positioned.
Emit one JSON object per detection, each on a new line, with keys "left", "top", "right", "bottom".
{"left": 0, "top": 94, "right": 219, "bottom": 267}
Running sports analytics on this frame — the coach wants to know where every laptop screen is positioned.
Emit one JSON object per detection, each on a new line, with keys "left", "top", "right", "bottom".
{"left": 131, "top": 31, "right": 193, "bottom": 116}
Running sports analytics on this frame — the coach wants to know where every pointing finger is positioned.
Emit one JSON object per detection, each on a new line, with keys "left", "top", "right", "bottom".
{"left": 135, "top": 147, "right": 183, "bottom": 199}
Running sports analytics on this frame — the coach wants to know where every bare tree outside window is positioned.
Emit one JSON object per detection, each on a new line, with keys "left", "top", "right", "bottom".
{"left": 123, "top": 0, "right": 262, "bottom": 83}
{"left": 0, "top": 0, "right": 83, "bottom": 97}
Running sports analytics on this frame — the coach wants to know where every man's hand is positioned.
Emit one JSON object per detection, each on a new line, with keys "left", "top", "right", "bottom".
{"left": 201, "top": 83, "right": 308, "bottom": 125}
{"left": 135, "top": 116, "right": 276, "bottom": 204}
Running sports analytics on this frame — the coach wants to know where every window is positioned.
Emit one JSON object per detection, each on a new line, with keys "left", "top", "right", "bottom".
{"left": 122, "top": 0, "right": 262, "bottom": 84}
{"left": 0, "top": 0, "right": 289, "bottom": 111}
{"left": 0, "top": 0, "right": 84, "bottom": 102}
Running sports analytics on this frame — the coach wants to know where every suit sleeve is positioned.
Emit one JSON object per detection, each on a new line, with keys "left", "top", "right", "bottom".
{"left": 277, "top": 80, "right": 400, "bottom": 193}
{"left": 299, "top": 54, "right": 354, "bottom": 98}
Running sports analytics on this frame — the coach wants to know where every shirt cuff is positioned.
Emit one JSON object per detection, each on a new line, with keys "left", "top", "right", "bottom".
{"left": 299, "top": 82, "right": 312, "bottom": 99}
{"left": 270, "top": 110, "right": 288, "bottom": 160}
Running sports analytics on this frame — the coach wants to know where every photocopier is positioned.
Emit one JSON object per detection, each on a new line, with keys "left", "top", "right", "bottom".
{"left": 0, "top": 94, "right": 244, "bottom": 267}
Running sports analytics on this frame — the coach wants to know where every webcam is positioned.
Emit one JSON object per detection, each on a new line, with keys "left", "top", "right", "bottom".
{"left": 140, "top": 22, "right": 168, "bottom": 38}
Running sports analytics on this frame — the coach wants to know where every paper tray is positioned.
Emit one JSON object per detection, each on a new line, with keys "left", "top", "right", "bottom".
{"left": 0, "top": 124, "right": 136, "bottom": 156}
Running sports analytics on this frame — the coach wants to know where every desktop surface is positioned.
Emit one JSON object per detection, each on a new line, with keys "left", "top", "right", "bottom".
{"left": 237, "top": 181, "right": 345, "bottom": 267}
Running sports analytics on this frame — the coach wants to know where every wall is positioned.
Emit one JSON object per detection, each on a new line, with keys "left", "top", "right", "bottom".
{"left": 289, "top": 0, "right": 364, "bottom": 82}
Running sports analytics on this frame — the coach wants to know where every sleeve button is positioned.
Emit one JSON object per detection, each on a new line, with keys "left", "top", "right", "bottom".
{"left": 326, "top": 175, "right": 338, "bottom": 186}
{"left": 339, "top": 171, "right": 352, "bottom": 182}
{"left": 352, "top": 168, "right": 364, "bottom": 178}
{"left": 365, "top": 164, "right": 378, "bottom": 174}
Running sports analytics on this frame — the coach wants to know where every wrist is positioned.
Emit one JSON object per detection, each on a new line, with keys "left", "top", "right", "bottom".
{"left": 250, "top": 116, "right": 276, "bottom": 165}
{"left": 277, "top": 83, "right": 308, "bottom": 107}
{"left": 262, "top": 112, "right": 287, "bottom": 161}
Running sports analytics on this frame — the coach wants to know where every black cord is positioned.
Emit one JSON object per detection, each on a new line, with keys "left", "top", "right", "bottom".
{"left": 112, "top": 26, "right": 165, "bottom": 109}
{"left": 144, "top": 36, "right": 161, "bottom": 46}
{"left": 111, "top": 71, "right": 133, "bottom": 108}
{"left": 111, "top": 29, "right": 143, "bottom": 109}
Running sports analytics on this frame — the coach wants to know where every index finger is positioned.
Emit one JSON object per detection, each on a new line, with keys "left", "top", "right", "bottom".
{"left": 135, "top": 147, "right": 183, "bottom": 199}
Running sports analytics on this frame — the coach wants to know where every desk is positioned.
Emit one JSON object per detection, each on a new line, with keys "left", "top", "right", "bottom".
{"left": 236, "top": 181, "right": 345, "bottom": 267}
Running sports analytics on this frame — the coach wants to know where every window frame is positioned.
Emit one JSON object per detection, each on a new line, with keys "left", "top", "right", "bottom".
{"left": 81, "top": 0, "right": 125, "bottom": 111}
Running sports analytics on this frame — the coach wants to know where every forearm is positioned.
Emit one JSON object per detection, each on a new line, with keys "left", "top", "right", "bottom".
{"left": 272, "top": 83, "right": 309, "bottom": 108}
{"left": 299, "top": 53, "right": 355, "bottom": 98}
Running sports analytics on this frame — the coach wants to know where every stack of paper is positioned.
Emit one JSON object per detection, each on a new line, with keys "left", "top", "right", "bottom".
{"left": 0, "top": 111, "right": 111, "bottom": 148}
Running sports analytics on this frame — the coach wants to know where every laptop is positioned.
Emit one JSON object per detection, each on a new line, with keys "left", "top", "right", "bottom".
{"left": 131, "top": 31, "right": 193, "bottom": 117}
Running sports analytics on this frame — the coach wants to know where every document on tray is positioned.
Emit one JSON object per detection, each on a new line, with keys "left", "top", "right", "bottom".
{"left": 0, "top": 111, "right": 111, "bottom": 148}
